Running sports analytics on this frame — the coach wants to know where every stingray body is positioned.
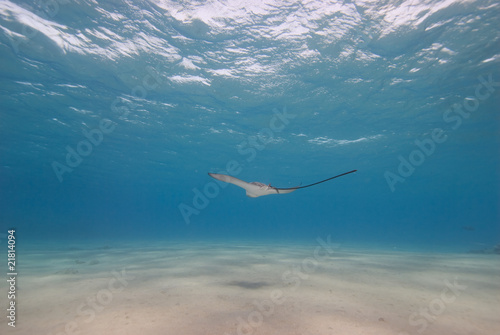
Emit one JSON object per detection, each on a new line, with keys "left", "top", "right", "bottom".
{"left": 208, "top": 170, "right": 357, "bottom": 198}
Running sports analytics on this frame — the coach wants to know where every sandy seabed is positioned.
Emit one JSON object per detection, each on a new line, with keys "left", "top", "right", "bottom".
{"left": 1, "top": 239, "right": 499, "bottom": 335}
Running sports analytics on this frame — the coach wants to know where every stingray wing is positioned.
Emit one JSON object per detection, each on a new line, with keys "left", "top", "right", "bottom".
{"left": 208, "top": 173, "right": 290, "bottom": 197}
{"left": 208, "top": 173, "right": 264, "bottom": 197}
{"left": 275, "top": 187, "right": 298, "bottom": 194}
{"left": 208, "top": 173, "right": 248, "bottom": 188}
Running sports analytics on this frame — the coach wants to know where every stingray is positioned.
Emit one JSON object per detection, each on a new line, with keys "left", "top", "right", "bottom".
{"left": 208, "top": 169, "right": 357, "bottom": 198}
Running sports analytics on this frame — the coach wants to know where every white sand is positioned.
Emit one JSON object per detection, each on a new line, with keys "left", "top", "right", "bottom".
{"left": 1, "top": 240, "right": 499, "bottom": 335}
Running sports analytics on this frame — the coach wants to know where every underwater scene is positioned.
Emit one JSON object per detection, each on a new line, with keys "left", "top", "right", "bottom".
{"left": 0, "top": 0, "right": 499, "bottom": 334}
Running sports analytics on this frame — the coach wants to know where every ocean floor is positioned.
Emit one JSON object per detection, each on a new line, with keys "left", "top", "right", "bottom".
{"left": 2, "top": 239, "right": 499, "bottom": 335}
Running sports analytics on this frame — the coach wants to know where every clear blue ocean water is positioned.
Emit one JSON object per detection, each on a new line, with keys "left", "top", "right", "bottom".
{"left": 1, "top": 0, "right": 499, "bottom": 251}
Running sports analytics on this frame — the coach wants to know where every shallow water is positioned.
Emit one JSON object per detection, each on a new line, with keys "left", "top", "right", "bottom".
{"left": 1, "top": 0, "right": 499, "bottom": 333}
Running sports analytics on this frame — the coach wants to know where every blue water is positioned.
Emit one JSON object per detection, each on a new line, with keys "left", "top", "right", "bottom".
{"left": 0, "top": 0, "right": 499, "bottom": 251}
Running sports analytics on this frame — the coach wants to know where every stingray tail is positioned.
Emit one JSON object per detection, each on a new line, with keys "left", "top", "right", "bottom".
{"left": 279, "top": 169, "right": 357, "bottom": 190}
